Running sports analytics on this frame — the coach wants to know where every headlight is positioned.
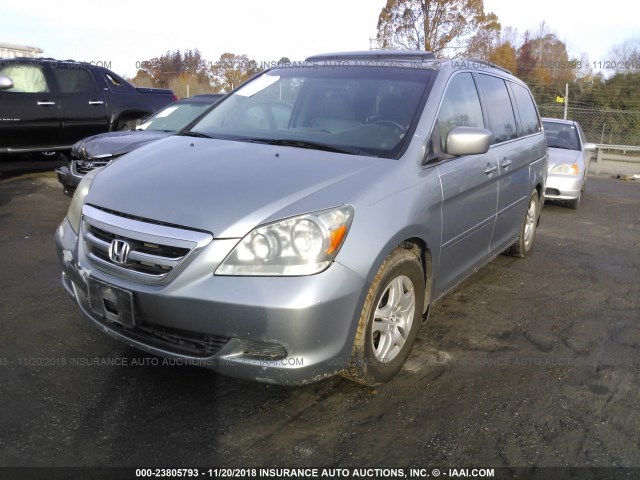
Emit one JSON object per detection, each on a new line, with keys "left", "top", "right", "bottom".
{"left": 66, "top": 168, "right": 101, "bottom": 234}
{"left": 551, "top": 163, "right": 580, "bottom": 175}
{"left": 216, "top": 206, "right": 354, "bottom": 276}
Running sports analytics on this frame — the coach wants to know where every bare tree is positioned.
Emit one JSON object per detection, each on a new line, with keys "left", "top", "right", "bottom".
{"left": 609, "top": 36, "right": 640, "bottom": 73}
{"left": 376, "top": 0, "right": 500, "bottom": 57}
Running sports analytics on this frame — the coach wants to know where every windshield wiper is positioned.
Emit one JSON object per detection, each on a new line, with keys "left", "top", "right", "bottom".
{"left": 549, "top": 145, "right": 576, "bottom": 150}
{"left": 241, "top": 138, "right": 362, "bottom": 155}
{"left": 182, "top": 131, "right": 214, "bottom": 139}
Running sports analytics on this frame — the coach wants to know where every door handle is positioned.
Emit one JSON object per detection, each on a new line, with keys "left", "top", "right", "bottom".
{"left": 484, "top": 163, "right": 497, "bottom": 175}
{"left": 88, "top": 100, "right": 104, "bottom": 105}
{"left": 37, "top": 101, "right": 56, "bottom": 106}
{"left": 501, "top": 158, "right": 512, "bottom": 169}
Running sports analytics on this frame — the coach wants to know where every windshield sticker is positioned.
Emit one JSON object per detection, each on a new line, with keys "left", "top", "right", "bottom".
{"left": 235, "top": 74, "right": 280, "bottom": 97}
{"left": 155, "top": 106, "right": 179, "bottom": 118}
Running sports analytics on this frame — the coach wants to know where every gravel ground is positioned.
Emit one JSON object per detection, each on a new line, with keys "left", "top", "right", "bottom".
{"left": 0, "top": 167, "right": 638, "bottom": 473}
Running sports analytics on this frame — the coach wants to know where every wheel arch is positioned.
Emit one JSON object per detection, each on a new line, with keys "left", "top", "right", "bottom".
{"left": 358, "top": 229, "right": 435, "bottom": 318}
{"left": 110, "top": 110, "right": 152, "bottom": 131}
{"left": 399, "top": 237, "right": 434, "bottom": 318}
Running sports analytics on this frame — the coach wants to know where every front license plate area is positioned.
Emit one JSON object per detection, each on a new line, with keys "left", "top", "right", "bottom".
{"left": 88, "top": 279, "right": 135, "bottom": 327}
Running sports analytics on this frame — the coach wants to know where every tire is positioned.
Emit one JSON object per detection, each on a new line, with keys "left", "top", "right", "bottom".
{"left": 507, "top": 190, "right": 540, "bottom": 258}
{"left": 567, "top": 194, "right": 580, "bottom": 210}
{"left": 116, "top": 117, "right": 140, "bottom": 131}
{"left": 38, "top": 151, "right": 60, "bottom": 160}
{"left": 342, "top": 246, "right": 425, "bottom": 386}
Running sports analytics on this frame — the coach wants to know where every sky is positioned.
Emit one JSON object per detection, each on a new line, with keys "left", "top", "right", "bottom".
{"left": 1, "top": 0, "right": 638, "bottom": 78}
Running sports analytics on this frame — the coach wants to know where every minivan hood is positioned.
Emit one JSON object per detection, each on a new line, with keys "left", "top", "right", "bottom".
{"left": 548, "top": 147, "right": 581, "bottom": 168}
{"left": 73, "top": 131, "right": 171, "bottom": 159}
{"left": 86, "top": 136, "right": 390, "bottom": 237}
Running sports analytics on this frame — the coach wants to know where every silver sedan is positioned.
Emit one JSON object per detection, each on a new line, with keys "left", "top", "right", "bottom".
{"left": 542, "top": 118, "right": 596, "bottom": 209}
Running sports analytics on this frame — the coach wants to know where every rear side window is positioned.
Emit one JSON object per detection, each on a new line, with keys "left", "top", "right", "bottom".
{"left": 511, "top": 83, "right": 541, "bottom": 136}
{"left": 436, "top": 73, "right": 484, "bottom": 150}
{"left": 0, "top": 64, "right": 49, "bottom": 93}
{"left": 51, "top": 68, "right": 96, "bottom": 93}
{"left": 476, "top": 74, "right": 517, "bottom": 144}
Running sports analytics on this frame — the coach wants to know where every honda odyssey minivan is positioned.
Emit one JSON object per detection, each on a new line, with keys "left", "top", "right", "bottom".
{"left": 56, "top": 51, "right": 547, "bottom": 386}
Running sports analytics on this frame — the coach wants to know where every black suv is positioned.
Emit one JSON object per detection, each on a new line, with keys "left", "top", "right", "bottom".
{"left": 0, "top": 57, "right": 176, "bottom": 155}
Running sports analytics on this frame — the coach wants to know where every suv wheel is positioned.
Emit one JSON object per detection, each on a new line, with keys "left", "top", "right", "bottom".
{"left": 38, "top": 151, "right": 60, "bottom": 160}
{"left": 342, "top": 247, "right": 425, "bottom": 386}
{"left": 116, "top": 117, "right": 140, "bottom": 131}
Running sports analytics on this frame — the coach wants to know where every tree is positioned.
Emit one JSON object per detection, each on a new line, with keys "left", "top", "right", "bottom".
{"left": 513, "top": 24, "right": 577, "bottom": 104}
{"left": 132, "top": 49, "right": 210, "bottom": 89}
{"left": 210, "top": 53, "right": 261, "bottom": 93}
{"left": 515, "top": 32, "right": 536, "bottom": 80}
{"left": 488, "top": 41, "right": 517, "bottom": 71}
{"left": 609, "top": 36, "right": 640, "bottom": 73}
{"left": 168, "top": 73, "right": 214, "bottom": 99}
{"left": 376, "top": 0, "right": 500, "bottom": 57}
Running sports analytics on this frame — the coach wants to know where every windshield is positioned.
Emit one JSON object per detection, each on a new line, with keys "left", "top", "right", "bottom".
{"left": 138, "top": 101, "right": 214, "bottom": 132}
{"left": 187, "top": 66, "right": 435, "bottom": 158}
{"left": 543, "top": 121, "right": 580, "bottom": 151}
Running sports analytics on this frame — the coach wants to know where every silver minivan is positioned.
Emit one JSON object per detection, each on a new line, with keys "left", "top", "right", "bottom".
{"left": 56, "top": 51, "right": 547, "bottom": 386}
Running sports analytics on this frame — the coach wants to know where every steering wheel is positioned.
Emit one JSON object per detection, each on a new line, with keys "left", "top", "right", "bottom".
{"left": 554, "top": 138, "right": 573, "bottom": 149}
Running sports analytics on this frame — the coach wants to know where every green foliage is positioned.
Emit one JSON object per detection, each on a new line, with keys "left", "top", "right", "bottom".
{"left": 539, "top": 71, "right": 640, "bottom": 145}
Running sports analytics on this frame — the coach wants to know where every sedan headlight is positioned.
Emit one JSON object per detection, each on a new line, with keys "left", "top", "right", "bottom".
{"left": 66, "top": 168, "right": 101, "bottom": 234}
{"left": 551, "top": 163, "right": 580, "bottom": 175}
{"left": 216, "top": 206, "right": 354, "bottom": 276}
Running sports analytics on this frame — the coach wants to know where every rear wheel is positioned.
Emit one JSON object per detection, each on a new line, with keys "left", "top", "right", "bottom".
{"left": 507, "top": 190, "right": 540, "bottom": 258}
{"left": 342, "top": 247, "right": 425, "bottom": 386}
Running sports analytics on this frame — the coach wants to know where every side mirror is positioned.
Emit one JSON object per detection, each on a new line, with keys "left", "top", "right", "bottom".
{"left": 445, "top": 127, "right": 493, "bottom": 156}
{"left": 0, "top": 75, "right": 14, "bottom": 91}
{"left": 583, "top": 142, "right": 596, "bottom": 152}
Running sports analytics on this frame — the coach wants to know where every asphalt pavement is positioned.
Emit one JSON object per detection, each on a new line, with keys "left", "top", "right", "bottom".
{"left": 0, "top": 165, "right": 638, "bottom": 472}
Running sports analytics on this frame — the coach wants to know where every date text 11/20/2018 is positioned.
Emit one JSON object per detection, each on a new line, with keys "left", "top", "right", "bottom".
{"left": 134, "top": 467, "right": 496, "bottom": 478}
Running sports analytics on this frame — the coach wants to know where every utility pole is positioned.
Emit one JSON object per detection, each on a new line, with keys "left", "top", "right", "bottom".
{"left": 563, "top": 83, "right": 568, "bottom": 120}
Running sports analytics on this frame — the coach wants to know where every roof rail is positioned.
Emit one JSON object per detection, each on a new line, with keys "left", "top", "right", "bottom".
{"left": 306, "top": 50, "right": 437, "bottom": 62}
{"left": 462, "top": 58, "right": 512, "bottom": 75}
{"left": 1, "top": 56, "right": 82, "bottom": 64}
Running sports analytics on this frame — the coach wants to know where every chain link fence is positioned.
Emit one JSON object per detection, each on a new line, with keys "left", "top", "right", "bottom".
{"left": 538, "top": 104, "right": 640, "bottom": 146}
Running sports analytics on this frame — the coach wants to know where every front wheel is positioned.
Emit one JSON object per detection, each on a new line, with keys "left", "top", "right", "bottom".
{"left": 507, "top": 190, "right": 540, "bottom": 258}
{"left": 342, "top": 247, "right": 425, "bottom": 386}
{"left": 116, "top": 117, "right": 140, "bottom": 131}
{"left": 566, "top": 193, "right": 581, "bottom": 209}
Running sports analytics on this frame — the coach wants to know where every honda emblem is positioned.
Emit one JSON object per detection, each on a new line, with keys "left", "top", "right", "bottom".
{"left": 109, "top": 239, "right": 131, "bottom": 265}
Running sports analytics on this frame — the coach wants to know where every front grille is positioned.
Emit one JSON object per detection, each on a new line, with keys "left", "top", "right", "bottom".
{"left": 81, "top": 204, "right": 212, "bottom": 284}
{"left": 75, "top": 159, "right": 111, "bottom": 174}
{"left": 85, "top": 224, "right": 191, "bottom": 276}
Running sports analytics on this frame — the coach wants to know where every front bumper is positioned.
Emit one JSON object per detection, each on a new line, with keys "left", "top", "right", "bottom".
{"left": 55, "top": 217, "right": 367, "bottom": 385}
{"left": 544, "top": 173, "right": 582, "bottom": 200}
